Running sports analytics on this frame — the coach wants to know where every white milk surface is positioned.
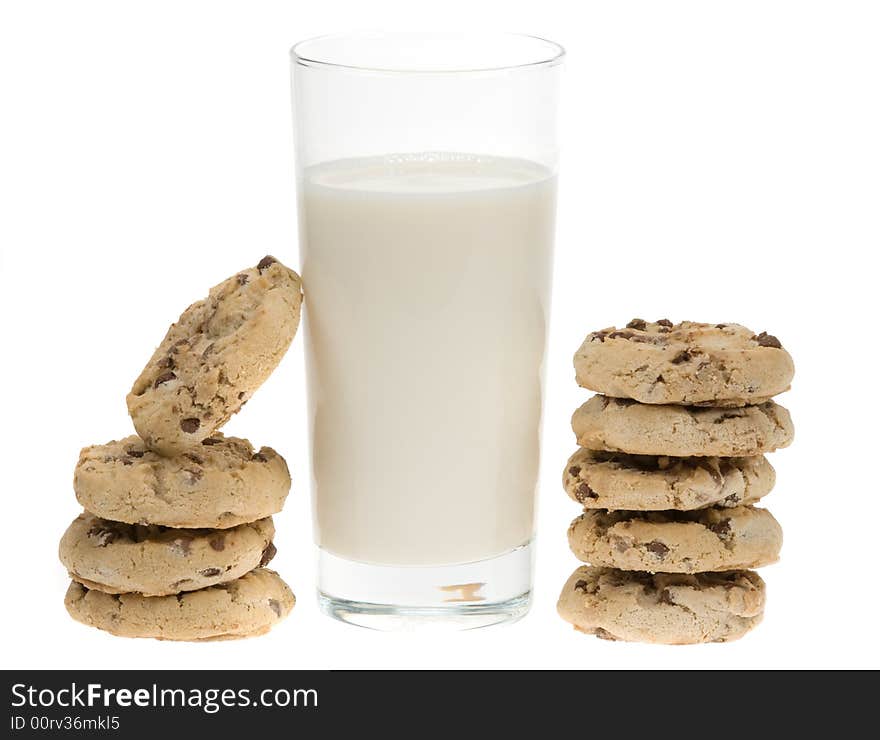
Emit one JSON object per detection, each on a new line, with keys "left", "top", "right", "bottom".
{"left": 300, "top": 154, "right": 557, "bottom": 566}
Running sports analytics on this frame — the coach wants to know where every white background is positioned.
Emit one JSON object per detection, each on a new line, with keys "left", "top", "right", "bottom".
{"left": 1, "top": 0, "right": 878, "bottom": 670}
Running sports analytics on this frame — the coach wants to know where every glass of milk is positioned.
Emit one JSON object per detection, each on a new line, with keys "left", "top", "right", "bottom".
{"left": 291, "top": 33, "right": 563, "bottom": 629}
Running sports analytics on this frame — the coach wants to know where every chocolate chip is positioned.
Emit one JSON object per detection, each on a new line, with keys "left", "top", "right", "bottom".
{"left": 656, "top": 319, "right": 673, "bottom": 327}
{"left": 590, "top": 330, "right": 610, "bottom": 343}
{"left": 121, "top": 457, "right": 134, "bottom": 466}
{"left": 257, "top": 256, "right": 277, "bottom": 272}
{"left": 153, "top": 371, "right": 176, "bottom": 388}
{"left": 568, "top": 465, "right": 581, "bottom": 477}
{"left": 238, "top": 391, "right": 246, "bottom": 400}
{"left": 157, "top": 356, "right": 175, "bottom": 370}
{"left": 251, "top": 452, "right": 268, "bottom": 463}
{"left": 608, "top": 330, "right": 635, "bottom": 340}
{"left": 199, "top": 568, "right": 221, "bottom": 577}
{"left": 708, "top": 518, "right": 732, "bottom": 538}
{"left": 594, "top": 628, "right": 617, "bottom": 641}
{"left": 180, "top": 418, "right": 200, "bottom": 434}
{"left": 172, "top": 537, "right": 193, "bottom": 556}
{"left": 753, "top": 331, "right": 783, "bottom": 349}
{"left": 575, "top": 482, "right": 598, "bottom": 502}
{"left": 236, "top": 273, "right": 249, "bottom": 286}
{"left": 201, "top": 437, "right": 222, "bottom": 446}
{"left": 573, "top": 579, "right": 590, "bottom": 593}
{"left": 268, "top": 598, "right": 282, "bottom": 616}
{"left": 626, "top": 318, "right": 647, "bottom": 330}
{"left": 715, "top": 323, "right": 727, "bottom": 329}
{"left": 209, "top": 534, "right": 226, "bottom": 552}
{"left": 182, "top": 453, "right": 203, "bottom": 465}
{"left": 611, "top": 535, "right": 630, "bottom": 553}
{"left": 126, "top": 449, "right": 145, "bottom": 458}
{"left": 659, "top": 588, "right": 675, "bottom": 605}
{"left": 87, "top": 526, "right": 118, "bottom": 547}
{"left": 671, "top": 350, "right": 691, "bottom": 364}
{"left": 259, "top": 542, "right": 277, "bottom": 567}
{"left": 646, "top": 540, "right": 670, "bottom": 558}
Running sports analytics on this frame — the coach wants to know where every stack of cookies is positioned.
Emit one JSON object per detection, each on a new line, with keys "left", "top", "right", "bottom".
{"left": 557, "top": 320, "right": 795, "bottom": 644}
{"left": 59, "top": 256, "right": 304, "bottom": 641}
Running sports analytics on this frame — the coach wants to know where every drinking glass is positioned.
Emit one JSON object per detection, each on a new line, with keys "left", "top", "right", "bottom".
{"left": 291, "top": 32, "right": 563, "bottom": 629}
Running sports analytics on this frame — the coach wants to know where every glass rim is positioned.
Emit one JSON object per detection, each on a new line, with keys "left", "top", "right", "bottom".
{"left": 290, "top": 31, "right": 565, "bottom": 75}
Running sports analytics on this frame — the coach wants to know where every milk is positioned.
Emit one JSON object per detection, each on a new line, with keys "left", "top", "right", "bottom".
{"left": 300, "top": 154, "right": 556, "bottom": 567}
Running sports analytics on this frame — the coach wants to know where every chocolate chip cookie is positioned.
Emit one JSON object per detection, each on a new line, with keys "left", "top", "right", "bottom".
{"left": 563, "top": 449, "right": 775, "bottom": 511}
{"left": 574, "top": 320, "right": 794, "bottom": 406}
{"left": 64, "top": 568, "right": 295, "bottom": 641}
{"left": 59, "top": 512, "right": 276, "bottom": 596}
{"left": 127, "top": 256, "right": 303, "bottom": 454}
{"left": 572, "top": 395, "right": 794, "bottom": 457}
{"left": 73, "top": 434, "right": 290, "bottom": 529}
{"left": 557, "top": 566, "right": 765, "bottom": 644}
{"left": 567, "top": 505, "right": 782, "bottom": 573}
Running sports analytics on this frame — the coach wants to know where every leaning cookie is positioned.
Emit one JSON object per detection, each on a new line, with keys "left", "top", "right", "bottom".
{"left": 573, "top": 319, "right": 794, "bottom": 406}
{"left": 567, "top": 506, "right": 782, "bottom": 573}
{"left": 563, "top": 449, "right": 774, "bottom": 511}
{"left": 572, "top": 396, "right": 794, "bottom": 457}
{"left": 557, "top": 566, "right": 765, "bottom": 644}
{"left": 127, "top": 256, "right": 303, "bottom": 455}
{"left": 59, "top": 513, "right": 276, "bottom": 596}
{"left": 73, "top": 434, "right": 289, "bottom": 529}
{"left": 64, "top": 568, "right": 295, "bottom": 641}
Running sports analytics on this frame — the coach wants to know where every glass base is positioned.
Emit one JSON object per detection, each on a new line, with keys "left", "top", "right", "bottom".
{"left": 316, "top": 542, "right": 533, "bottom": 631}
